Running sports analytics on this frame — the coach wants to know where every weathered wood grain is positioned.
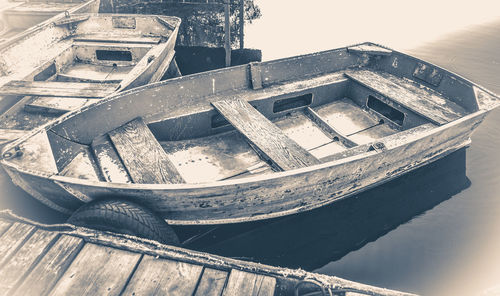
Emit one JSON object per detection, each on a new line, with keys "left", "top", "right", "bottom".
{"left": 49, "top": 243, "right": 141, "bottom": 296}
{"left": 345, "top": 70, "right": 468, "bottom": 125}
{"left": 121, "top": 255, "right": 203, "bottom": 295}
{"left": 73, "top": 35, "right": 161, "bottom": 45}
{"left": 0, "top": 220, "right": 12, "bottom": 237}
{"left": 4, "top": 2, "right": 78, "bottom": 14}
{"left": 0, "top": 213, "right": 413, "bottom": 296}
{"left": 57, "top": 63, "right": 131, "bottom": 84}
{"left": 0, "top": 223, "right": 35, "bottom": 266}
{"left": 108, "top": 118, "right": 185, "bottom": 184}
{"left": 194, "top": 268, "right": 228, "bottom": 296}
{"left": 91, "top": 135, "right": 132, "bottom": 183}
{"left": 0, "top": 80, "right": 117, "bottom": 98}
{"left": 13, "top": 235, "right": 84, "bottom": 296}
{"left": 212, "top": 99, "right": 320, "bottom": 171}
{"left": 223, "top": 269, "right": 276, "bottom": 296}
{"left": 0, "top": 229, "right": 58, "bottom": 295}
{"left": 24, "top": 97, "right": 98, "bottom": 115}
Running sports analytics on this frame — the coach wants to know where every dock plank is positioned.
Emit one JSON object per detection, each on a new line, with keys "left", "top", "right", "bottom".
{"left": 13, "top": 235, "right": 84, "bottom": 296}
{"left": 194, "top": 268, "right": 228, "bottom": 296}
{"left": 0, "top": 229, "right": 58, "bottom": 295}
{"left": 91, "top": 135, "right": 132, "bottom": 183}
{"left": 49, "top": 243, "right": 141, "bottom": 296}
{"left": 222, "top": 269, "right": 276, "bottom": 296}
{"left": 212, "top": 99, "right": 320, "bottom": 171}
{"left": 345, "top": 70, "right": 468, "bottom": 125}
{"left": 108, "top": 118, "right": 185, "bottom": 184}
{"left": 0, "top": 80, "right": 117, "bottom": 98}
{"left": 122, "top": 255, "right": 203, "bottom": 295}
{"left": 0, "top": 223, "right": 36, "bottom": 266}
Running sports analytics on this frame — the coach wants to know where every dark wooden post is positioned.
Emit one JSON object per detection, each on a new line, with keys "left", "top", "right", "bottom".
{"left": 239, "top": 0, "right": 244, "bottom": 49}
{"left": 224, "top": 0, "right": 231, "bottom": 67}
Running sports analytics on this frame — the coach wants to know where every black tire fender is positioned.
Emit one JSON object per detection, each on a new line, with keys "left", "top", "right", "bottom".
{"left": 67, "top": 198, "right": 179, "bottom": 245}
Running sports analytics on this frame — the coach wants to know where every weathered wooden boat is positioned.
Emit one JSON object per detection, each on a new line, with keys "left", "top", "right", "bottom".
{"left": 0, "top": 0, "right": 100, "bottom": 46}
{"left": 2, "top": 43, "right": 499, "bottom": 234}
{"left": 0, "top": 13, "right": 181, "bottom": 145}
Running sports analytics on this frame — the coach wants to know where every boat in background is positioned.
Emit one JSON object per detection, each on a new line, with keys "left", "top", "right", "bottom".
{"left": 0, "top": 0, "right": 100, "bottom": 47}
{"left": 0, "top": 13, "right": 181, "bottom": 145}
{"left": 1, "top": 42, "right": 499, "bottom": 230}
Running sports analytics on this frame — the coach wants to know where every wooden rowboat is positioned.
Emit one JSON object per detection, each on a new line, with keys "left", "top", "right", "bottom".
{"left": 0, "top": 13, "right": 181, "bottom": 145}
{"left": 0, "top": 0, "right": 100, "bottom": 47}
{"left": 2, "top": 42, "right": 499, "bottom": 227}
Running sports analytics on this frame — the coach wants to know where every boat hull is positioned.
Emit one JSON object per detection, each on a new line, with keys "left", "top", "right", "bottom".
{"left": 2, "top": 110, "right": 487, "bottom": 224}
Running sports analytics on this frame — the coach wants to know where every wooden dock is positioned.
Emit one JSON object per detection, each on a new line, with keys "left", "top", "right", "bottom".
{"left": 0, "top": 211, "right": 413, "bottom": 296}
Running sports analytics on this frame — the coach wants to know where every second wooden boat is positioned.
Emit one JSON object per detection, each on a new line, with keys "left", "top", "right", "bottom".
{"left": 1, "top": 43, "right": 499, "bottom": 235}
{"left": 0, "top": 13, "right": 181, "bottom": 145}
{"left": 0, "top": 0, "right": 100, "bottom": 47}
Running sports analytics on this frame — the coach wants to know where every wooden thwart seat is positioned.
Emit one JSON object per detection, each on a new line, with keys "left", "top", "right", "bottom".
{"left": 24, "top": 97, "right": 99, "bottom": 115}
{"left": 73, "top": 35, "right": 161, "bottom": 45}
{"left": 211, "top": 98, "right": 320, "bottom": 171}
{"left": 345, "top": 70, "right": 468, "bottom": 125}
{"left": 108, "top": 118, "right": 184, "bottom": 184}
{"left": 0, "top": 80, "right": 117, "bottom": 98}
{"left": 91, "top": 135, "right": 132, "bottom": 183}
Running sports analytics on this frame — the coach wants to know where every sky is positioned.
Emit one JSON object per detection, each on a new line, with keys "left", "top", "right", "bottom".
{"left": 245, "top": 0, "right": 500, "bottom": 60}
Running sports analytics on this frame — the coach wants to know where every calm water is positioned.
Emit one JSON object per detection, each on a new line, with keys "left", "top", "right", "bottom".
{"left": 1, "top": 2, "right": 500, "bottom": 295}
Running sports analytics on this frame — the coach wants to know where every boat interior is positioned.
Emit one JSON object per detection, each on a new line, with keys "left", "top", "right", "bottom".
{"left": 4, "top": 45, "right": 481, "bottom": 186}
{"left": 0, "top": 14, "right": 179, "bottom": 132}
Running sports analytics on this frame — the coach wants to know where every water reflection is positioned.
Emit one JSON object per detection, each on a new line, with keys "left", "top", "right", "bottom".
{"left": 182, "top": 148, "right": 470, "bottom": 270}
{"left": 0, "top": 167, "right": 68, "bottom": 224}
